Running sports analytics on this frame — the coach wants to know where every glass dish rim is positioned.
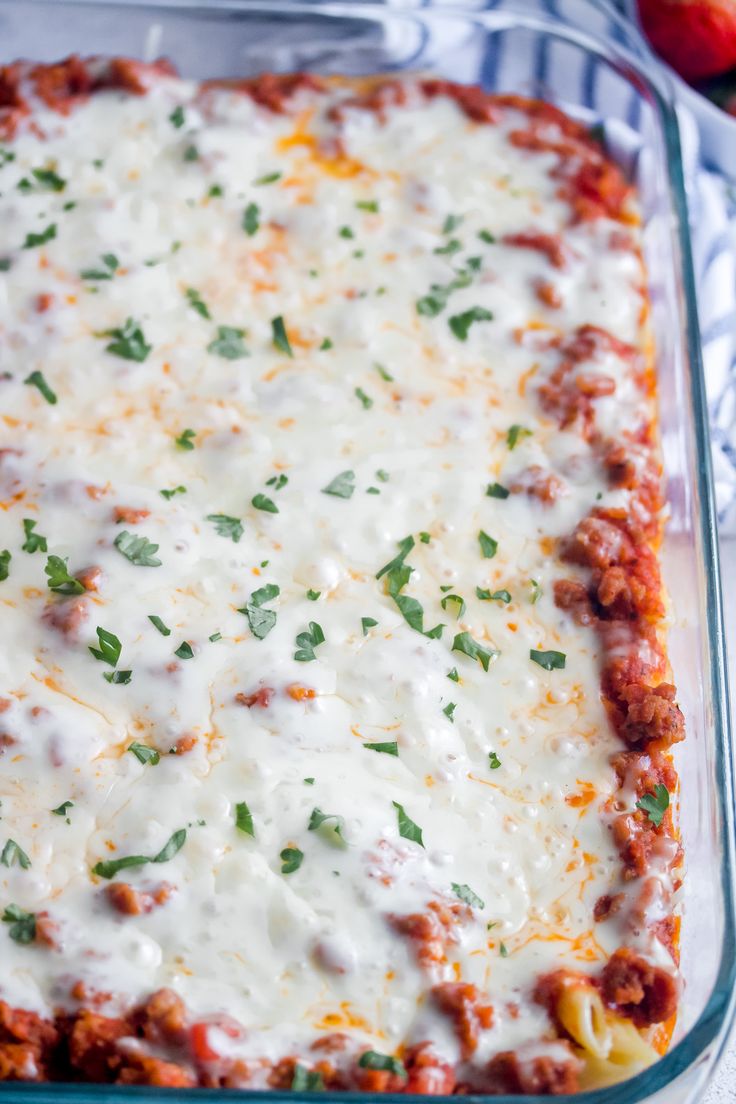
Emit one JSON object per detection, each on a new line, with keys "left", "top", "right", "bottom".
{"left": 2, "top": 1, "right": 735, "bottom": 1100}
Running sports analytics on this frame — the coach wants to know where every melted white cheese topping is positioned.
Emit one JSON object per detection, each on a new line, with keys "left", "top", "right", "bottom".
{"left": 0, "top": 77, "right": 658, "bottom": 1070}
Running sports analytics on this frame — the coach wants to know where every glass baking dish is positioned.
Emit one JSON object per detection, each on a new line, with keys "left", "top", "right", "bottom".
{"left": 1, "top": 0, "right": 734, "bottom": 1101}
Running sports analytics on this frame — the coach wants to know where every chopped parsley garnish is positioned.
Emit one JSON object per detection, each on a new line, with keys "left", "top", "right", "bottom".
{"left": 636, "top": 784, "right": 670, "bottom": 828}
{"left": 81, "top": 253, "right": 118, "bottom": 281}
{"left": 374, "top": 362, "right": 393, "bottom": 382}
{"left": 507, "top": 424, "right": 532, "bottom": 449}
{"left": 207, "top": 513, "right": 244, "bottom": 542}
{"left": 434, "top": 238, "right": 462, "bottom": 256}
{"left": 452, "top": 882, "right": 484, "bottom": 909}
{"left": 22, "top": 223, "right": 56, "bottom": 250}
{"left": 1, "top": 840, "right": 31, "bottom": 869}
{"left": 366, "top": 487, "right": 380, "bottom": 496}
{"left": 104, "top": 670, "right": 132, "bottom": 685}
{"left": 209, "top": 632, "right": 222, "bottom": 642}
{"left": 478, "top": 229, "right": 496, "bottom": 243}
{"left": 486, "top": 481, "right": 509, "bottom": 499}
{"left": 21, "top": 519, "right": 47, "bottom": 554}
{"left": 242, "top": 202, "right": 260, "bottom": 236}
{"left": 238, "top": 582, "right": 280, "bottom": 641}
{"left": 416, "top": 267, "right": 473, "bottom": 318}
{"left": 183, "top": 144, "right": 199, "bottom": 161}
{"left": 376, "top": 469, "right": 389, "bottom": 482}
{"left": 392, "top": 801, "right": 424, "bottom": 848}
{"left": 452, "top": 632, "right": 498, "bottom": 672}
{"left": 449, "top": 306, "right": 493, "bottom": 341}
{"left": 322, "top": 470, "right": 355, "bottom": 499}
{"left": 361, "top": 616, "right": 378, "bottom": 635}
{"left": 114, "top": 530, "right": 162, "bottom": 567}
{"left": 356, "top": 200, "right": 380, "bottom": 213}
{"left": 319, "top": 337, "right": 333, "bottom": 350}
{"left": 208, "top": 184, "right": 223, "bottom": 198}
{"left": 174, "top": 641, "right": 194, "bottom": 660}
{"left": 2, "top": 904, "right": 36, "bottom": 944}
{"left": 185, "top": 287, "right": 210, "bottom": 319}
{"left": 419, "top": 531, "right": 431, "bottom": 544}
{"left": 271, "top": 315, "right": 293, "bottom": 358}
{"left": 51, "top": 801, "right": 74, "bottom": 817}
{"left": 169, "top": 105, "right": 186, "bottom": 128}
{"left": 45, "top": 555, "right": 84, "bottom": 595}
{"left": 385, "top": 563, "right": 443, "bottom": 639}
{"left": 294, "top": 621, "right": 325, "bottom": 662}
{"left": 358, "top": 1053, "right": 406, "bottom": 1080}
{"left": 100, "top": 318, "right": 151, "bottom": 362}
{"left": 500, "top": 941, "right": 509, "bottom": 957}
{"left": 478, "top": 530, "right": 498, "bottom": 558}
{"left": 207, "top": 325, "right": 248, "bottom": 359}
{"left": 363, "top": 741, "right": 398, "bottom": 756}
{"left": 530, "top": 649, "right": 566, "bottom": 670}
{"left": 443, "top": 702, "right": 456, "bottom": 722}
{"left": 92, "top": 828, "right": 187, "bottom": 879}
{"left": 355, "top": 387, "right": 373, "bottom": 409}
{"left": 148, "top": 615, "right": 171, "bottom": 636}
{"left": 443, "top": 213, "right": 463, "bottom": 234}
{"left": 0, "top": 149, "right": 15, "bottom": 167}
{"left": 160, "top": 485, "right": 186, "bottom": 500}
{"left": 235, "top": 801, "right": 255, "bottom": 837}
{"left": 304, "top": 778, "right": 315, "bottom": 786}
{"left": 89, "top": 626, "right": 122, "bottom": 667}
{"left": 376, "top": 535, "right": 414, "bottom": 579}
{"left": 24, "top": 370, "right": 57, "bottom": 404}
{"left": 488, "top": 751, "right": 502, "bottom": 770}
{"left": 280, "top": 846, "right": 303, "bottom": 874}
{"left": 308, "top": 807, "right": 345, "bottom": 845}
{"left": 476, "top": 587, "right": 511, "bottom": 604}
{"left": 254, "top": 171, "right": 281, "bottom": 185}
{"left": 440, "top": 594, "right": 466, "bottom": 619}
{"left": 291, "top": 1066, "right": 324, "bottom": 1092}
{"left": 19, "top": 169, "right": 65, "bottom": 194}
{"left": 447, "top": 667, "right": 459, "bottom": 682}
{"left": 307, "top": 589, "right": 321, "bottom": 601}
{"left": 338, "top": 225, "right": 355, "bottom": 239}
{"left": 530, "top": 578, "right": 543, "bottom": 603}
{"left": 251, "top": 494, "right": 278, "bottom": 514}
{"left": 128, "top": 742, "right": 160, "bottom": 766}
{"left": 266, "top": 474, "right": 288, "bottom": 491}
{"left": 175, "top": 428, "right": 196, "bottom": 450}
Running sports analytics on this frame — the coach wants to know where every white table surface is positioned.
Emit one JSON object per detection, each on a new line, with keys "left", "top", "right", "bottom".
{"left": 703, "top": 537, "right": 736, "bottom": 1103}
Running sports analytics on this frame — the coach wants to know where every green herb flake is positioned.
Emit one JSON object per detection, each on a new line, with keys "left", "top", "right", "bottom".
{"left": 322, "top": 470, "right": 355, "bottom": 499}
{"left": 103, "top": 670, "right": 132, "bottom": 685}
{"left": 207, "top": 325, "right": 248, "bottom": 360}
{"left": 1, "top": 840, "right": 31, "bottom": 869}
{"left": 434, "top": 238, "right": 462, "bottom": 256}
{"left": 419, "top": 532, "right": 431, "bottom": 544}
{"left": 209, "top": 631, "right": 222, "bottom": 642}
{"left": 443, "top": 213, "right": 463, "bottom": 234}
{"left": 488, "top": 751, "right": 502, "bottom": 770}
{"left": 530, "top": 649, "right": 566, "bottom": 671}
{"left": 443, "top": 702, "right": 456, "bottom": 722}
{"left": 319, "top": 337, "right": 333, "bottom": 350}
{"left": 376, "top": 535, "right": 415, "bottom": 580}
{"left": 478, "top": 229, "right": 496, "bottom": 243}
{"left": 22, "top": 223, "right": 56, "bottom": 250}
{"left": 235, "top": 801, "right": 255, "bottom": 837}
{"left": 376, "top": 469, "right": 389, "bottom": 483}
{"left": 238, "top": 582, "right": 280, "bottom": 641}
{"left": 207, "top": 513, "right": 244, "bottom": 542}
{"left": 452, "top": 882, "right": 484, "bottom": 909}
{"left": 81, "top": 253, "right": 119, "bottom": 281}
{"left": 447, "top": 667, "right": 460, "bottom": 683}
{"left": 385, "top": 564, "right": 443, "bottom": 640}
{"left": 251, "top": 494, "right": 278, "bottom": 515}
{"left": 499, "top": 941, "right": 509, "bottom": 957}
{"left": 100, "top": 318, "right": 151, "bottom": 362}
{"left": 148, "top": 615, "right": 171, "bottom": 636}
{"left": 280, "top": 846, "right": 304, "bottom": 874}
{"left": 294, "top": 621, "right": 325, "bottom": 662}
{"left": 185, "top": 287, "right": 210, "bottom": 319}
{"left": 174, "top": 641, "right": 194, "bottom": 660}
{"left": 51, "top": 801, "right": 74, "bottom": 817}
{"left": 308, "top": 806, "right": 345, "bottom": 845}
{"left": 374, "top": 362, "right": 394, "bottom": 382}
{"left": 307, "top": 589, "right": 321, "bottom": 602}
{"left": 291, "top": 1066, "right": 324, "bottom": 1092}
{"left": 338, "top": 225, "right": 355, "bottom": 239}
{"left": 2, "top": 904, "right": 36, "bottom": 944}
{"left": 114, "top": 530, "right": 162, "bottom": 567}
{"left": 363, "top": 741, "right": 398, "bottom": 757}
{"left": 440, "top": 593, "right": 466, "bottom": 619}
{"left": 530, "top": 578, "right": 543, "bottom": 604}
{"left": 507, "top": 424, "right": 532, "bottom": 450}
{"left": 160, "top": 486, "right": 187, "bottom": 503}
{"left": 253, "top": 171, "right": 282, "bottom": 186}
{"left": 271, "top": 315, "right": 293, "bottom": 358}
{"left": 21, "top": 519, "right": 47, "bottom": 554}
{"left": 355, "top": 387, "right": 373, "bottom": 409}
{"left": 24, "top": 370, "right": 57, "bottom": 405}
{"left": 183, "top": 144, "right": 199, "bottom": 162}
{"left": 636, "top": 784, "right": 670, "bottom": 828}
{"left": 242, "top": 202, "right": 260, "bottom": 236}
{"left": 92, "top": 828, "right": 186, "bottom": 879}
{"left": 361, "top": 616, "right": 378, "bottom": 636}
{"left": 89, "top": 626, "right": 122, "bottom": 667}
{"left": 175, "top": 428, "right": 196, "bottom": 451}
{"left": 392, "top": 801, "right": 424, "bottom": 848}
{"left": 486, "top": 481, "right": 510, "bottom": 499}
{"left": 449, "top": 306, "right": 493, "bottom": 341}
{"left": 266, "top": 473, "right": 289, "bottom": 491}
{"left": 128, "top": 742, "right": 160, "bottom": 766}
{"left": 45, "top": 555, "right": 84, "bottom": 595}
{"left": 208, "top": 184, "right": 223, "bottom": 198}
{"left": 452, "top": 632, "right": 498, "bottom": 672}
{"left": 478, "top": 530, "right": 498, "bottom": 559}
{"left": 356, "top": 200, "right": 380, "bottom": 213}
{"left": 476, "top": 587, "right": 511, "bottom": 604}
{"left": 169, "top": 105, "right": 186, "bottom": 128}
{"left": 358, "top": 1053, "right": 406, "bottom": 1081}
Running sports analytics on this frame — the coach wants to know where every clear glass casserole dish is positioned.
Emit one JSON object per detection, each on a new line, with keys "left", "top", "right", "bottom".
{"left": 0, "top": 0, "right": 734, "bottom": 1101}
